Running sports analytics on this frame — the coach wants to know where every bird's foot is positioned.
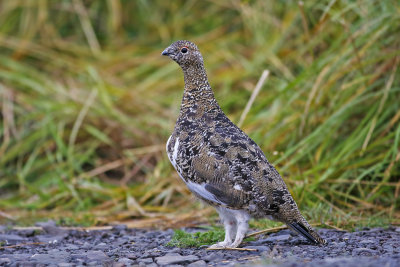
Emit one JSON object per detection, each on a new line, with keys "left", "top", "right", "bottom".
{"left": 208, "top": 241, "right": 238, "bottom": 249}
{"left": 208, "top": 241, "right": 231, "bottom": 249}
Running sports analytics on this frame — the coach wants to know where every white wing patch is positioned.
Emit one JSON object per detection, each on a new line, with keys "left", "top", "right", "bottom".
{"left": 167, "top": 136, "right": 226, "bottom": 207}
{"left": 166, "top": 135, "right": 172, "bottom": 154}
{"left": 186, "top": 181, "right": 227, "bottom": 206}
{"left": 167, "top": 136, "right": 186, "bottom": 182}
{"left": 166, "top": 136, "right": 179, "bottom": 170}
{"left": 172, "top": 137, "right": 179, "bottom": 164}
{"left": 233, "top": 184, "right": 242, "bottom": 191}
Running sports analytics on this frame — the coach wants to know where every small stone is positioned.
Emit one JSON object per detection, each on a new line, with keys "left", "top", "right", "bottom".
{"left": 369, "top": 227, "right": 383, "bottom": 232}
{"left": 187, "top": 260, "right": 207, "bottom": 267}
{"left": 58, "top": 263, "right": 73, "bottom": 267}
{"left": 94, "top": 242, "right": 108, "bottom": 250}
{"left": 118, "top": 257, "right": 133, "bottom": 265}
{"left": 0, "top": 258, "right": 11, "bottom": 265}
{"left": 169, "top": 247, "right": 181, "bottom": 253}
{"left": 126, "top": 253, "right": 138, "bottom": 260}
{"left": 65, "top": 244, "right": 79, "bottom": 250}
{"left": 19, "top": 229, "right": 36, "bottom": 237}
{"left": 112, "top": 224, "right": 128, "bottom": 231}
{"left": 86, "top": 250, "right": 110, "bottom": 261}
{"left": 101, "top": 232, "right": 110, "bottom": 239}
{"left": 264, "top": 234, "right": 291, "bottom": 242}
{"left": 352, "top": 247, "right": 377, "bottom": 256}
{"left": 72, "top": 251, "right": 114, "bottom": 265}
{"left": 203, "top": 252, "right": 224, "bottom": 262}
{"left": 164, "top": 252, "right": 181, "bottom": 257}
{"left": 155, "top": 254, "right": 199, "bottom": 265}
{"left": 2, "top": 254, "right": 31, "bottom": 260}
{"left": 35, "top": 219, "right": 57, "bottom": 228}
{"left": 0, "top": 234, "right": 25, "bottom": 243}
{"left": 138, "top": 258, "right": 153, "bottom": 263}
{"left": 13, "top": 261, "right": 36, "bottom": 267}
{"left": 275, "top": 229, "right": 292, "bottom": 236}
{"left": 81, "top": 242, "right": 92, "bottom": 249}
{"left": 35, "top": 220, "right": 67, "bottom": 236}
{"left": 145, "top": 232, "right": 158, "bottom": 238}
{"left": 42, "top": 225, "right": 66, "bottom": 236}
{"left": 383, "top": 244, "right": 394, "bottom": 253}
{"left": 359, "top": 239, "right": 374, "bottom": 244}
{"left": 30, "top": 251, "right": 70, "bottom": 264}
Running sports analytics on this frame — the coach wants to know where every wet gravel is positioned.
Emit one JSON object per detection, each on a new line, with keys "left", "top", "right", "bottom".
{"left": 0, "top": 221, "right": 399, "bottom": 266}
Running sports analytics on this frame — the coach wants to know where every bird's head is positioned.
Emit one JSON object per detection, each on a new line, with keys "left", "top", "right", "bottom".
{"left": 162, "top": 40, "right": 204, "bottom": 68}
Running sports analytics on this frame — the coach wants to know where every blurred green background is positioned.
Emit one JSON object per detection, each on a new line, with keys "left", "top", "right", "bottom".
{"left": 0, "top": 0, "right": 399, "bottom": 228}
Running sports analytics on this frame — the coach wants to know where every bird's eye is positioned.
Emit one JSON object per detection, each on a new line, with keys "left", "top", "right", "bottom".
{"left": 181, "top": 47, "right": 188, "bottom": 53}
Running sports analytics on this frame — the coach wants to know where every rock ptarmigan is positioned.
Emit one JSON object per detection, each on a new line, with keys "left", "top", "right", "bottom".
{"left": 162, "top": 40, "right": 326, "bottom": 248}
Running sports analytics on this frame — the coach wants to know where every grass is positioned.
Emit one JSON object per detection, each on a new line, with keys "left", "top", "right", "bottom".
{"left": 166, "top": 227, "right": 256, "bottom": 248}
{"left": 166, "top": 228, "right": 226, "bottom": 248}
{"left": 0, "top": 0, "right": 399, "bottom": 229}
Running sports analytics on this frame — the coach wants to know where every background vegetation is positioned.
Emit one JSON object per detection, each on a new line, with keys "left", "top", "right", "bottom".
{"left": 0, "top": 0, "right": 399, "bottom": 229}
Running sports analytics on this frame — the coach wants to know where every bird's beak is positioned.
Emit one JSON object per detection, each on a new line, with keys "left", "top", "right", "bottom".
{"left": 161, "top": 46, "right": 173, "bottom": 56}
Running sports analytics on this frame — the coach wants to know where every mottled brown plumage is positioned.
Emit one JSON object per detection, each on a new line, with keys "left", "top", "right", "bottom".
{"left": 162, "top": 40, "right": 326, "bottom": 248}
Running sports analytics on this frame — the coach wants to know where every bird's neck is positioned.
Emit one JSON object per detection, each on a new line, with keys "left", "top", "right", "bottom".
{"left": 179, "top": 64, "right": 220, "bottom": 116}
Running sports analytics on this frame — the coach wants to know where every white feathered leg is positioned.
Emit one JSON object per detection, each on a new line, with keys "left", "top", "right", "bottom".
{"left": 209, "top": 208, "right": 250, "bottom": 248}
{"left": 209, "top": 207, "right": 237, "bottom": 248}
{"left": 230, "top": 210, "right": 250, "bottom": 248}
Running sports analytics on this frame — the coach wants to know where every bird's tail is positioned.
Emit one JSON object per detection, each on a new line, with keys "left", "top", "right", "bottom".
{"left": 288, "top": 220, "right": 326, "bottom": 245}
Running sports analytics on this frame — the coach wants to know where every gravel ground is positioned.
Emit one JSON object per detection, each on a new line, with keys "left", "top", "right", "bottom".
{"left": 0, "top": 221, "right": 399, "bottom": 266}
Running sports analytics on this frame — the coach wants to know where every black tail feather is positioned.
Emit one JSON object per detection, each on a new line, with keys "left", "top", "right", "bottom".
{"left": 289, "top": 222, "right": 318, "bottom": 244}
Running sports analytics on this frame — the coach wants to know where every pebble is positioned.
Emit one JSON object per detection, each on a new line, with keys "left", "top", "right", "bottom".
{"left": 94, "top": 242, "right": 108, "bottom": 250}
{"left": 264, "top": 234, "right": 292, "bottom": 242}
{"left": 155, "top": 254, "right": 199, "bottom": 265}
{"left": 112, "top": 224, "right": 128, "bottom": 232}
{"left": 30, "top": 251, "right": 70, "bottom": 264}
{"left": 58, "top": 263, "right": 74, "bottom": 267}
{"left": 0, "top": 234, "right": 26, "bottom": 243}
{"left": 203, "top": 251, "right": 225, "bottom": 262}
{"left": 137, "top": 257, "right": 153, "bottom": 263}
{"left": 187, "top": 260, "right": 207, "bottom": 266}
{"left": 359, "top": 239, "right": 374, "bottom": 244}
{"left": 118, "top": 257, "right": 134, "bottom": 265}
{"left": 81, "top": 241, "right": 91, "bottom": 249}
{"left": 352, "top": 247, "right": 378, "bottom": 256}
{"left": 0, "top": 226, "right": 399, "bottom": 266}
{"left": 0, "top": 258, "right": 11, "bottom": 265}
{"left": 65, "top": 244, "right": 79, "bottom": 250}
{"left": 86, "top": 250, "right": 110, "bottom": 261}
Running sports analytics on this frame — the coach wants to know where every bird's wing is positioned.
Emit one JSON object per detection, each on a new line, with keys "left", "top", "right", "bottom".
{"left": 189, "top": 120, "right": 284, "bottom": 210}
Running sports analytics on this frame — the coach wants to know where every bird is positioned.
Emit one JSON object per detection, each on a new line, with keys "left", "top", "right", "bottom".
{"left": 162, "top": 40, "right": 326, "bottom": 248}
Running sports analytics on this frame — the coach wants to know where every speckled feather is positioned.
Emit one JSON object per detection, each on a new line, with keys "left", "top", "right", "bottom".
{"left": 163, "top": 40, "right": 326, "bottom": 246}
